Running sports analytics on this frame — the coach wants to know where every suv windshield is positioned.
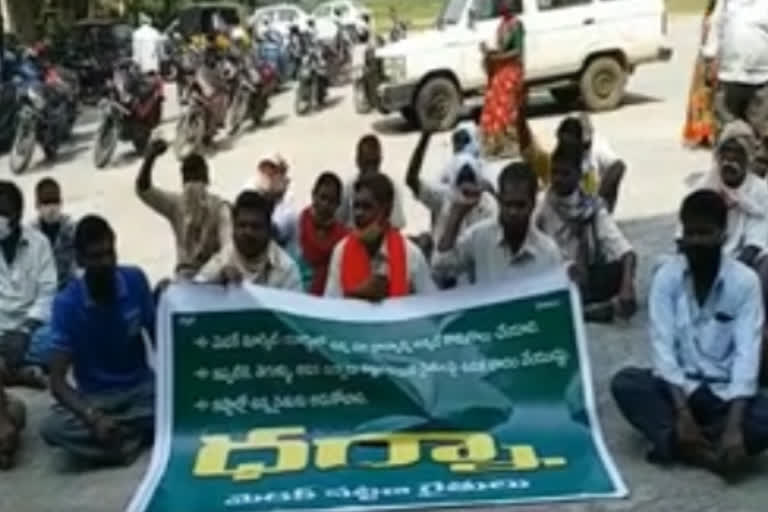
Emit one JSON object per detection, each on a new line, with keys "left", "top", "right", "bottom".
{"left": 437, "top": 0, "right": 468, "bottom": 27}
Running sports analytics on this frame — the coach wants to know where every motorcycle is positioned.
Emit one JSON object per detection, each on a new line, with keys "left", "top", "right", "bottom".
{"left": 174, "top": 53, "right": 236, "bottom": 159}
{"left": 93, "top": 60, "right": 164, "bottom": 168}
{"left": 354, "top": 45, "right": 380, "bottom": 115}
{"left": 227, "top": 56, "right": 276, "bottom": 135}
{"left": 295, "top": 45, "right": 328, "bottom": 116}
{"left": 9, "top": 78, "right": 75, "bottom": 174}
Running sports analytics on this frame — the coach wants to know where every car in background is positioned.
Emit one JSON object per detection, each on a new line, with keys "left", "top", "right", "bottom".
{"left": 249, "top": 3, "right": 337, "bottom": 42}
{"left": 312, "top": 0, "right": 372, "bottom": 42}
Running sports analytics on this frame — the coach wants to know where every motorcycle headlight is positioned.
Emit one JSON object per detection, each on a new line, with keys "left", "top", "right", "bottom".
{"left": 382, "top": 56, "right": 406, "bottom": 83}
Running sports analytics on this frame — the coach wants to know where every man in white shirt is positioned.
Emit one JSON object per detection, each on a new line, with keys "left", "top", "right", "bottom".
{"left": 612, "top": 190, "right": 768, "bottom": 477}
{"left": 536, "top": 140, "right": 637, "bottom": 323}
{"left": 198, "top": 191, "right": 302, "bottom": 291}
{"left": 338, "top": 134, "right": 406, "bottom": 230}
{"left": 406, "top": 131, "right": 497, "bottom": 287}
{"left": 703, "top": 0, "right": 768, "bottom": 140}
{"left": 433, "top": 162, "right": 563, "bottom": 285}
{"left": 325, "top": 173, "right": 435, "bottom": 300}
{"left": 132, "top": 13, "right": 162, "bottom": 74}
{"left": 0, "top": 181, "right": 57, "bottom": 386}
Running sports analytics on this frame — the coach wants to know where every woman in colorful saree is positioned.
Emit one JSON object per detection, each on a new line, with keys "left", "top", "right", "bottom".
{"left": 479, "top": 0, "right": 524, "bottom": 159}
{"left": 682, "top": 0, "right": 718, "bottom": 148}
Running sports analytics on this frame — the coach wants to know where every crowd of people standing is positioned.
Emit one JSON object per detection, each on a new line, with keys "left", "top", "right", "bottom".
{"left": 0, "top": 0, "right": 768, "bottom": 494}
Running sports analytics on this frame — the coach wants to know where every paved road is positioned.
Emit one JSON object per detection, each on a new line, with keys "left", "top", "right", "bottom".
{"left": 2, "top": 16, "right": 766, "bottom": 512}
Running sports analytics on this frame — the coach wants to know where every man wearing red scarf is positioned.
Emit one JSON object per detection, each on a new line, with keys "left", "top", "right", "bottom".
{"left": 324, "top": 173, "right": 436, "bottom": 301}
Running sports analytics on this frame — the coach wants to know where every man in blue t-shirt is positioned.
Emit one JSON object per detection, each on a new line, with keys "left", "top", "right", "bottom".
{"left": 41, "top": 215, "right": 155, "bottom": 466}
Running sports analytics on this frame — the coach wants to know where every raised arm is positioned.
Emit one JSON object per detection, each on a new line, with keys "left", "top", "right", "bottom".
{"left": 405, "top": 132, "right": 432, "bottom": 197}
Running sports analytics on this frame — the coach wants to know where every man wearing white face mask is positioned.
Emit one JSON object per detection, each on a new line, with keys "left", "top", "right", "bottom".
{"left": 136, "top": 139, "right": 232, "bottom": 279}
{"left": 406, "top": 131, "right": 497, "bottom": 288}
{"left": 30, "top": 178, "right": 77, "bottom": 290}
{"left": 0, "top": 181, "right": 57, "bottom": 382}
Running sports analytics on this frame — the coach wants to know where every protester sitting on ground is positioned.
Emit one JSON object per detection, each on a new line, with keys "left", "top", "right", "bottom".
{"left": 283, "top": 172, "right": 349, "bottom": 295}
{"left": 338, "top": 134, "right": 407, "bottom": 230}
{"left": 536, "top": 141, "right": 637, "bottom": 323}
{"left": 611, "top": 190, "right": 768, "bottom": 478}
{"left": 0, "top": 382, "right": 25, "bottom": 470}
{"left": 198, "top": 191, "right": 302, "bottom": 290}
{"left": 136, "top": 139, "right": 231, "bottom": 279}
{"left": 241, "top": 154, "right": 296, "bottom": 246}
{"left": 325, "top": 173, "right": 436, "bottom": 300}
{"left": 30, "top": 178, "right": 77, "bottom": 290}
{"left": 41, "top": 216, "right": 155, "bottom": 467}
{"left": 406, "top": 131, "right": 497, "bottom": 288}
{"left": 433, "top": 162, "right": 563, "bottom": 284}
{"left": 0, "top": 181, "right": 57, "bottom": 382}
{"left": 518, "top": 102, "right": 627, "bottom": 213}
{"left": 695, "top": 120, "right": 768, "bottom": 383}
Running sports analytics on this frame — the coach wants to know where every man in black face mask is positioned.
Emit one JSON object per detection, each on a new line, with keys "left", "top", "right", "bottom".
{"left": 612, "top": 190, "right": 768, "bottom": 479}
{"left": 42, "top": 216, "right": 156, "bottom": 466}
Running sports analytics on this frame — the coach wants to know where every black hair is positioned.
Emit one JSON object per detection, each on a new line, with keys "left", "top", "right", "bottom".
{"left": 556, "top": 117, "right": 584, "bottom": 142}
{"left": 0, "top": 180, "right": 24, "bottom": 216}
{"left": 357, "top": 134, "right": 382, "bottom": 158}
{"left": 498, "top": 161, "right": 538, "bottom": 201}
{"left": 355, "top": 172, "right": 395, "bottom": 209}
{"left": 233, "top": 190, "right": 274, "bottom": 223}
{"left": 181, "top": 153, "right": 209, "bottom": 183}
{"left": 680, "top": 189, "right": 728, "bottom": 230}
{"left": 35, "top": 177, "right": 60, "bottom": 197}
{"left": 74, "top": 215, "right": 115, "bottom": 255}
{"left": 551, "top": 140, "right": 584, "bottom": 170}
{"left": 313, "top": 171, "right": 343, "bottom": 197}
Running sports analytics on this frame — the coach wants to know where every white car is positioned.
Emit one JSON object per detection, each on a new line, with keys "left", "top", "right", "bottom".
{"left": 249, "top": 3, "right": 337, "bottom": 42}
{"left": 312, "top": 0, "right": 372, "bottom": 42}
{"left": 373, "top": 0, "right": 673, "bottom": 130}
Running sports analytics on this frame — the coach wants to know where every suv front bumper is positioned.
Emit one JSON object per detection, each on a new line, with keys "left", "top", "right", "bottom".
{"left": 377, "top": 82, "right": 417, "bottom": 114}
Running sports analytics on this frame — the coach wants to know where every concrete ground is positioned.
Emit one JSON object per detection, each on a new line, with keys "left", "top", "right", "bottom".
{"left": 1, "top": 15, "right": 765, "bottom": 512}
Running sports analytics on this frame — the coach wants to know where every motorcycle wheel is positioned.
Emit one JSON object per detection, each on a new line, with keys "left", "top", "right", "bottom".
{"left": 251, "top": 95, "right": 269, "bottom": 126}
{"left": 354, "top": 78, "right": 372, "bottom": 114}
{"left": 9, "top": 115, "right": 36, "bottom": 175}
{"left": 93, "top": 115, "right": 119, "bottom": 169}
{"left": 228, "top": 87, "right": 250, "bottom": 136}
{"left": 295, "top": 82, "right": 311, "bottom": 116}
{"left": 174, "top": 108, "right": 206, "bottom": 160}
{"left": 133, "top": 126, "right": 151, "bottom": 155}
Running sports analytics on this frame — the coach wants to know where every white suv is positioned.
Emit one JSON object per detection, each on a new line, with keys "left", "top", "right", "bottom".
{"left": 374, "top": 0, "right": 673, "bottom": 130}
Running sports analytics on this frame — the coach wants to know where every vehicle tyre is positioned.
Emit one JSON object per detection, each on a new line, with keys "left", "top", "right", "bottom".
{"left": 579, "top": 56, "right": 627, "bottom": 112}
{"left": 9, "top": 114, "right": 36, "bottom": 175}
{"left": 251, "top": 95, "right": 269, "bottom": 125}
{"left": 174, "top": 108, "right": 205, "bottom": 160}
{"left": 132, "top": 126, "right": 151, "bottom": 155}
{"left": 414, "top": 77, "right": 461, "bottom": 132}
{"left": 550, "top": 86, "right": 581, "bottom": 109}
{"left": 295, "top": 82, "right": 311, "bottom": 116}
{"left": 354, "top": 78, "right": 372, "bottom": 114}
{"left": 93, "top": 115, "right": 119, "bottom": 169}
{"left": 228, "top": 87, "right": 250, "bottom": 135}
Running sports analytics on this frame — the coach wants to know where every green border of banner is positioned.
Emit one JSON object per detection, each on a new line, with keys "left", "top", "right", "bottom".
{"left": 126, "top": 270, "right": 627, "bottom": 512}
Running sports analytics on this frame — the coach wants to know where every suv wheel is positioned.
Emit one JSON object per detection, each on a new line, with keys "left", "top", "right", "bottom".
{"left": 414, "top": 77, "right": 461, "bottom": 132}
{"left": 579, "top": 56, "right": 627, "bottom": 111}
